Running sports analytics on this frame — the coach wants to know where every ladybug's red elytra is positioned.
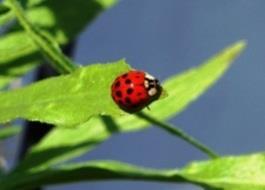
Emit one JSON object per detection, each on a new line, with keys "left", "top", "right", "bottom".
{"left": 111, "top": 70, "right": 162, "bottom": 113}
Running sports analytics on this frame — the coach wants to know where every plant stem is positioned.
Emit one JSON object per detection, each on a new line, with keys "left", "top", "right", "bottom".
{"left": 136, "top": 112, "right": 219, "bottom": 159}
{"left": 7, "top": 0, "right": 77, "bottom": 74}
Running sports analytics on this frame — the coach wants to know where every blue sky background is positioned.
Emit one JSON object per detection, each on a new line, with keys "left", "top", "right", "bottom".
{"left": 5, "top": 0, "right": 265, "bottom": 190}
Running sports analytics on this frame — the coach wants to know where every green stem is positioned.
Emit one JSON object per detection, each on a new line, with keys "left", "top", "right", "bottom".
{"left": 7, "top": 0, "right": 77, "bottom": 74}
{"left": 136, "top": 112, "right": 219, "bottom": 159}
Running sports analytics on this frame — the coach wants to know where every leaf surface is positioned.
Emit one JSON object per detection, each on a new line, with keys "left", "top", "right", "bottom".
{"left": 180, "top": 153, "right": 265, "bottom": 190}
{"left": 0, "top": 60, "right": 130, "bottom": 126}
{"left": 3, "top": 153, "right": 265, "bottom": 190}
{"left": 0, "top": 3, "right": 13, "bottom": 25}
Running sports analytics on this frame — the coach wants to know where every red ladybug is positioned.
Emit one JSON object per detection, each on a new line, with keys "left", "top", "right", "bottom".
{"left": 111, "top": 70, "right": 162, "bottom": 113}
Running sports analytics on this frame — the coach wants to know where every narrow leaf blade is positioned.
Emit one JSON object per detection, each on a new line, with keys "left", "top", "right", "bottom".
{"left": 180, "top": 152, "right": 265, "bottom": 190}
{"left": 0, "top": 4, "right": 10, "bottom": 15}
{"left": 8, "top": 0, "right": 77, "bottom": 74}
{"left": 5, "top": 153, "right": 265, "bottom": 190}
{"left": 119, "top": 40, "right": 247, "bottom": 132}
{"left": 0, "top": 160, "right": 186, "bottom": 189}
{"left": 0, "top": 3, "right": 14, "bottom": 25}
{"left": 0, "top": 31, "right": 38, "bottom": 89}
{"left": 26, "top": 0, "right": 118, "bottom": 43}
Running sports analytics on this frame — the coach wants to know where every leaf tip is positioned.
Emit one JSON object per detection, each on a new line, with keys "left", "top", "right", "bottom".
{"left": 116, "top": 58, "right": 131, "bottom": 70}
{"left": 233, "top": 39, "right": 247, "bottom": 53}
{"left": 96, "top": 0, "right": 118, "bottom": 9}
{"left": 223, "top": 40, "right": 247, "bottom": 64}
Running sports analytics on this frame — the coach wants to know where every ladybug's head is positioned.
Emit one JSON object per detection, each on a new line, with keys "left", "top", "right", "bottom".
{"left": 144, "top": 72, "right": 162, "bottom": 98}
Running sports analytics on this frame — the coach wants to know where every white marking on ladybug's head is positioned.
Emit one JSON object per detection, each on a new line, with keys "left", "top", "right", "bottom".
{"left": 145, "top": 72, "right": 155, "bottom": 80}
{"left": 144, "top": 80, "right": 149, "bottom": 88}
{"left": 148, "top": 87, "right": 157, "bottom": 96}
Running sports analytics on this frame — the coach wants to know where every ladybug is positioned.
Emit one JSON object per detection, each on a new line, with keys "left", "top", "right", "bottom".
{"left": 111, "top": 70, "right": 162, "bottom": 113}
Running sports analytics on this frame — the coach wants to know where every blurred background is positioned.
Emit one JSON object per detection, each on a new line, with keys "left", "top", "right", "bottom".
{"left": 5, "top": 0, "right": 265, "bottom": 189}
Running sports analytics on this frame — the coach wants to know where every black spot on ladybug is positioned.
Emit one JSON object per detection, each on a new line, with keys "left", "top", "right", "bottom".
{"left": 115, "top": 81, "right": 120, "bottom": 88}
{"left": 137, "top": 92, "right": 142, "bottom": 96}
{"left": 132, "top": 104, "right": 140, "bottom": 108}
{"left": 125, "top": 97, "right": 131, "bottom": 104}
{"left": 125, "top": 79, "right": 132, "bottom": 84}
{"left": 122, "top": 74, "right": 128, "bottom": 78}
{"left": 135, "top": 75, "right": 140, "bottom": 78}
{"left": 127, "top": 88, "right": 133, "bottom": 94}
{"left": 116, "top": 91, "right": 122, "bottom": 98}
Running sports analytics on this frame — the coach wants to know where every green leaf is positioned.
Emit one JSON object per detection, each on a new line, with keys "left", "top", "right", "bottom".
{"left": 0, "top": 126, "right": 21, "bottom": 140}
{"left": 16, "top": 41, "right": 246, "bottom": 170}
{"left": 0, "top": 4, "right": 10, "bottom": 15}
{"left": 0, "top": 0, "right": 118, "bottom": 88}
{"left": 3, "top": 153, "right": 265, "bottom": 190}
{"left": 0, "top": 60, "right": 130, "bottom": 126}
{"left": 26, "top": 0, "right": 118, "bottom": 43}
{"left": 8, "top": 0, "right": 77, "bottom": 74}
{"left": 0, "top": 3, "right": 14, "bottom": 25}
{"left": 0, "top": 160, "right": 187, "bottom": 190}
{"left": 180, "top": 152, "right": 265, "bottom": 190}
{"left": 0, "top": 31, "right": 39, "bottom": 89}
